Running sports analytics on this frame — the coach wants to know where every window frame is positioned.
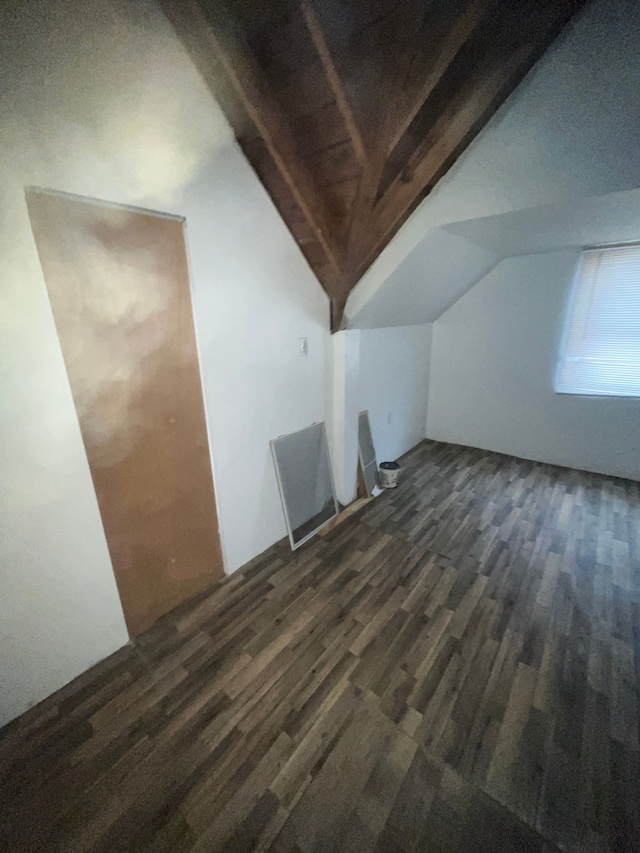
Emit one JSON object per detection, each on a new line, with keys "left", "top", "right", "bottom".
{"left": 555, "top": 241, "right": 640, "bottom": 399}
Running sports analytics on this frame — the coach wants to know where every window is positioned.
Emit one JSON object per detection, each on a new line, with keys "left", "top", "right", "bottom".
{"left": 556, "top": 244, "right": 640, "bottom": 397}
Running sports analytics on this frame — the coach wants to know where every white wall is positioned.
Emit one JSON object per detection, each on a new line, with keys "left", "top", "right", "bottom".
{"left": 427, "top": 252, "right": 640, "bottom": 481}
{"left": 0, "top": 0, "right": 328, "bottom": 725}
{"left": 351, "top": 186, "right": 640, "bottom": 330}
{"left": 346, "top": 0, "right": 640, "bottom": 325}
{"left": 350, "top": 230, "right": 498, "bottom": 329}
{"left": 359, "top": 326, "right": 432, "bottom": 464}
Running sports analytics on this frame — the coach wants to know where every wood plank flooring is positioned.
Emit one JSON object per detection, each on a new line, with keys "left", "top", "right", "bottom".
{"left": 1, "top": 440, "right": 639, "bottom": 852}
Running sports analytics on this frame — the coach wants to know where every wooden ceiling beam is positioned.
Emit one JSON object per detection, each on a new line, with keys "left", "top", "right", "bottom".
{"left": 161, "top": 0, "right": 344, "bottom": 284}
{"left": 370, "top": 1, "right": 428, "bottom": 147}
{"left": 356, "top": 0, "right": 579, "bottom": 275}
{"left": 344, "top": 1, "right": 435, "bottom": 272}
{"left": 360, "top": 28, "right": 563, "bottom": 277}
{"left": 384, "top": 0, "right": 488, "bottom": 157}
{"left": 298, "top": 0, "right": 368, "bottom": 168}
{"left": 162, "top": 0, "right": 588, "bottom": 330}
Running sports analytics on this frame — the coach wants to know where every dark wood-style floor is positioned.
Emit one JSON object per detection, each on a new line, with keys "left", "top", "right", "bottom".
{"left": 2, "top": 440, "right": 639, "bottom": 852}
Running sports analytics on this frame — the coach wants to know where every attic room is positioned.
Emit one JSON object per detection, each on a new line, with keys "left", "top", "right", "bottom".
{"left": 1, "top": 0, "right": 639, "bottom": 850}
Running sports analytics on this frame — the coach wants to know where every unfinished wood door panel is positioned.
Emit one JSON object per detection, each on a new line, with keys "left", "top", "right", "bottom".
{"left": 27, "top": 190, "right": 224, "bottom": 635}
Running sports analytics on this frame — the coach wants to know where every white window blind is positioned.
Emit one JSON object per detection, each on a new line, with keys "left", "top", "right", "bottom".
{"left": 556, "top": 244, "right": 640, "bottom": 397}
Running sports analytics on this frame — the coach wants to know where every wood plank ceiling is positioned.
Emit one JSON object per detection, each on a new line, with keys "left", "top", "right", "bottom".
{"left": 163, "top": 0, "right": 587, "bottom": 330}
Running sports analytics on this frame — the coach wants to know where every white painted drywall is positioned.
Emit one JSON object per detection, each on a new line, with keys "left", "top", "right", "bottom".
{"left": 350, "top": 186, "right": 640, "bottom": 329}
{"left": 350, "top": 231, "right": 497, "bottom": 329}
{"left": 441, "top": 187, "right": 640, "bottom": 260}
{"left": 359, "top": 326, "right": 432, "bottom": 464}
{"left": 0, "top": 0, "right": 328, "bottom": 725}
{"left": 427, "top": 252, "right": 640, "bottom": 481}
{"left": 346, "top": 0, "right": 640, "bottom": 327}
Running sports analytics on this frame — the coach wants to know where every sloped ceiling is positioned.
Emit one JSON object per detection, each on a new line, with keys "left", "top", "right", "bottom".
{"left": 348, "top": 187, "right": 640, "bottom": 328}
{"left": 162, "top": 0, "right": 587, "bottom": 329}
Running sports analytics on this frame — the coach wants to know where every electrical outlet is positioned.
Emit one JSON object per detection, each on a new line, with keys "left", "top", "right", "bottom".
{"left": 300, "top": 337, "right": 308, "bottom": 356}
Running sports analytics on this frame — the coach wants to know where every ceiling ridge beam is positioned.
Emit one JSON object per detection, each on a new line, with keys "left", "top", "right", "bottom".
{"left": 161, "top": 0, "right": 344, "bottom": 279}
{"left": 358, "top": 41, "right": 546, "bottom": 280}
{"left": 355, "top": 0, "right": 587, "bottom": 281}
{"left": 298, "top": 0, "right": 368, "bottom": 169}
{"left": 344, "top": 2, "right": 432, "bottom": 273}
{"left": 385, "top": 0, "right": 489, "bottom": 157}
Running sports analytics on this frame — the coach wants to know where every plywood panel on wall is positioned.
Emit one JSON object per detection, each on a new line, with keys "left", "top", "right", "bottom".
{"left": 27, "top": 190, "right": 224, "bottom": 635}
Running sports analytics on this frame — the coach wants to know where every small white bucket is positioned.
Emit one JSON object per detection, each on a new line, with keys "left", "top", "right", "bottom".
{"left": 379, "top": 461, "right": 400, "bottom": 488}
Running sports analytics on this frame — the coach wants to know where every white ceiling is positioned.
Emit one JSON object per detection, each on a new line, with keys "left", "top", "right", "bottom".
{"left": 346, "top": 187, "right": 640, "bottom": 329}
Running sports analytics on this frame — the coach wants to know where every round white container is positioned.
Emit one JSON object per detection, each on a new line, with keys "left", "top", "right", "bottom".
{"left": 379, "top": 461, "right": 400, "bottom": 488}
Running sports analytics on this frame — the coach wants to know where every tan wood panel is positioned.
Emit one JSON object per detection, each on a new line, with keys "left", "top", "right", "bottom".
{"left": 26, "top": 190, "right": 224, "bottom": 636}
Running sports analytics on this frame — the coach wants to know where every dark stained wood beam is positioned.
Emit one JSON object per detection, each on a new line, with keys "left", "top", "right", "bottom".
{"left": 359, "top": 1, "right": 584, "bottom": 283}
{"left": 321, "top": 2, "right": 400, "bottom": 167}
{"left": 161, "top": 0, "right": 344, "bottom": 286}
{"left": 344, "top": 0, "right": 439, "bottom": 276}
{"left": 384, "top": 0, "right": 488, "bottom": 156}
{"left": 356, "top": 50, "right": 532, "bottom": 280}
{"left": 298, "top": 0, "right": 368, "bottom": 168}
{"left": 162, "top": 0, "right": 589, "bottom": 332}
{"left": 374, "top": 1, "right": 432, "bottom": 153}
